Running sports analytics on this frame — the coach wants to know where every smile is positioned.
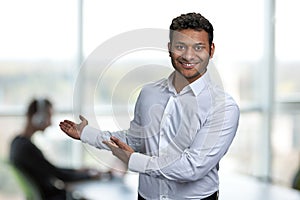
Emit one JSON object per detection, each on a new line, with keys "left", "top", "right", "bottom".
{"left": 181, "top": 62, "right": 197, "bottom": 69}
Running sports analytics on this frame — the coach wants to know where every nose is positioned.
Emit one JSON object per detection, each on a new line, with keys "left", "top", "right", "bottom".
{"left": 182, "top": 47, "right": 195, "bottom": 61}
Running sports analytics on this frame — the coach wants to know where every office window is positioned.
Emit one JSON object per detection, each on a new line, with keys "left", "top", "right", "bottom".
{"left": 276, "top": 0, "right": 300, "bottom": 101}
{"left": 0, "top": 0, "right": 78, "bottom": 110}
{"left": 273, "top": 0, "right": 300, "bottom": 186}
{"left": 0, "top": 0, "right": 79, "bottom": 164}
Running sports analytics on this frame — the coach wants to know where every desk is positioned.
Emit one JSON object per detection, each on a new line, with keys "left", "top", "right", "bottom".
{"left": 219, "top": 171, "right": 300, "bottom": 200}
{"left": 67, "top": 171, "right": 300, "bottom": 200}
{"left": 67, "top": 173, "right": 138, "bottom": 200}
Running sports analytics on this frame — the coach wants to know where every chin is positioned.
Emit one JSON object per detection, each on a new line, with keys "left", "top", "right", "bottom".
{"left": 181, "top": 71, "right": 200, "bottom": 78}
{"left": 185, "top": 73, "right": 203, "bottom": 82}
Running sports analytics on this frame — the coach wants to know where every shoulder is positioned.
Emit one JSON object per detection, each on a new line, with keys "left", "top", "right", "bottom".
{"left": 10, "top": 136, "right": 36, "bottom": 162}
{"left": 11, "top": 135, "right": 39, "bottom": 153}
{"left": 134, "top": 78, "right": 169, "bottom": 108}
{"left": 11, "top": 135, "right": 30, "bottom": 146}
{"left": 138, "top": 78, "right": 168, "bottom": 96}
{"left": 141, "top": 78, "right": 168, "bottom": 91}
{"left": 203, "top": 82, "right": 240, "bottom": 115}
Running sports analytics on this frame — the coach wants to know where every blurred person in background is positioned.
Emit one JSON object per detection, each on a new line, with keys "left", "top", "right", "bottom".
{"left": 292, "top": 167, "right": 300, "bottom": 191}
{"left": 9, "top": 98, "right": 105, "bottom": 200}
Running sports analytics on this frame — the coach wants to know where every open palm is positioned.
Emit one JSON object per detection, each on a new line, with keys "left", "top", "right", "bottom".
{"left": 59, "top": 115, "right": 88, "bottom": 140}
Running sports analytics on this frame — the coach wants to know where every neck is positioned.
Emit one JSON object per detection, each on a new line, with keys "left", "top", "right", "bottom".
{"left": 173, "top": 71, "right": 190, "bottom": 93}
{"left": 20, "top": 121, "right": 37, "bottom": 139}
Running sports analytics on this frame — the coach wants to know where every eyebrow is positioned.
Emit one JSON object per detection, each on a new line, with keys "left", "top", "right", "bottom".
{"left": 174, "top": 41, "right": 185, "bottom": 45}
{"left": 174, "top": 41, "right": 206, "bottom": 46}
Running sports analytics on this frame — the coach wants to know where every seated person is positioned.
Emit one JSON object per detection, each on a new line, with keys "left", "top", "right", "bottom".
{"left": 9, "top": 98, "right": 106, "bottom": 200}
{"left": 293, "top": 168, "right": 300, "bottom": 190}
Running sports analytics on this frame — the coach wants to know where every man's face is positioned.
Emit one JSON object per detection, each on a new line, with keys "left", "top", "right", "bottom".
{"left": 168, "top": 29, "right": 214, "bottom": 83}
{"left": 36, "top": 107, "right": 52, "bottom": 131}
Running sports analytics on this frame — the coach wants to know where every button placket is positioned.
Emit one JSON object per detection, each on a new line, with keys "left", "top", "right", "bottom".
{"left": 159, "top": 96, "right": 174, "bottom": 150}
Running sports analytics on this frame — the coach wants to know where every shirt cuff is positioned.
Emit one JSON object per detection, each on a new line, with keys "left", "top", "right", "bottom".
{"left": 80, "top": 125, "right": 99, "bottom": 146}
{"left": 128, "top": 152, "right": 150, "bottom": 173}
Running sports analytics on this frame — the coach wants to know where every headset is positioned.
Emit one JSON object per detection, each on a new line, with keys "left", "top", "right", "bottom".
{"left": 31, "top": 99, "right": 48, "bottom": 128}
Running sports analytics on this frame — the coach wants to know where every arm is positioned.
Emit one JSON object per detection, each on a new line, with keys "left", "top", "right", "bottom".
{"left": 59, "top": 115, "right": 121, "bottom": 150}
{"left": 106, "top": 104, "right": 240, "bottom": 183}
{"left": 59, "top": 115, "right": 141, "bottom": 151}
{"left": 13, "top": 139, "right": 80, "bottom": 182}
{"left": 59, "top": 90, "right": 145, "bottom": 151}
{"left": 53, "top": 168, "right": 101, "bottom": 182}
{"left": 144, "top": 105, "right": 239, "bottom": 182}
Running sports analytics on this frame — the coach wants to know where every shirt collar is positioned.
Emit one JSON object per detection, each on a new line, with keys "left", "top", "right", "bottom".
{"left": 167, "top": 72, "right": 177, "bottom": 94}
{"left": 189, "top": 72, "right": 209, "bottom": 96}
{"left": 167, "top": 71, "right": 209, "bottom": 96}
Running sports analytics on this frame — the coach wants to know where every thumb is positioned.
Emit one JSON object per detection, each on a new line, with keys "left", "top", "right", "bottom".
{"left": 79, "top": 115, "right": 88, "bottom": 124}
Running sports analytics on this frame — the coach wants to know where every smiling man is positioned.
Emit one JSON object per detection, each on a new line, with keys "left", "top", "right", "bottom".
{"left": 60, "top": 12, "right": 239, "bottom": 200}
{"left": 169, "top": 28, "right": 214, "bottom": 82}
{"left": 169, "top": 27, "right": 214, "bottom": 93}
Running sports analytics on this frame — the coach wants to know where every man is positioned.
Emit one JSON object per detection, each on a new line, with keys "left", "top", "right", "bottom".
{"left": 60, "top": 13, "right": 240, "bottom": 200}
{"left": 10, "top": 98, "right": 103, "bottom": 200}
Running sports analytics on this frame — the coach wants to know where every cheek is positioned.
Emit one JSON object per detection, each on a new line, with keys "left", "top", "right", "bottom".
{"left": 171, "top": 51, "right": 184, "bottom": 62}
{"left": 46, "top": 117, "right": 52, "bottom": 125}
{"left": 197, "top": 52, "right": 210, "bottom": 62}
{"left": 170, "top": 53, "right": 178, "bottom": 62}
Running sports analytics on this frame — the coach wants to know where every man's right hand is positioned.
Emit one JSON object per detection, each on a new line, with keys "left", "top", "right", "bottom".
{"left": 59, "top": 115, "right": 88, "bottom": 140}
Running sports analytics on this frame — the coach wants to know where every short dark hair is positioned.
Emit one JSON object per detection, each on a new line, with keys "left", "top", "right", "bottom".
{"left": 26, "top": 98, "right": 52, "bottom": 118}
{"left": 169, "top": 12, "right": 214, "bottom": 46}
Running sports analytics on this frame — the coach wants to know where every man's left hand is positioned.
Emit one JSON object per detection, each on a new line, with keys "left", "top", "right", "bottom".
{"left": 103, "top": 136, "right": 134, "bottom": 165}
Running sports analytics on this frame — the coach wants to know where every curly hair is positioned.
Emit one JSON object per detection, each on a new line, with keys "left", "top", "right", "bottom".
{"left": 169, "top": 12, "right": 214, "bottom": 46}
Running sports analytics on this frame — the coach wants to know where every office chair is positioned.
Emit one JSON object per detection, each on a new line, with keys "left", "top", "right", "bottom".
{"left": 7, "top": 161, "right": 42, "bottom": 200}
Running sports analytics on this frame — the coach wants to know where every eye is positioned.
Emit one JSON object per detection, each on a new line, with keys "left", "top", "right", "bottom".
{"left": 194, "top": 45, "right": 204, "bottom": 51}
{"left": 175, "top": 44, "right": 185, "bottom": 51}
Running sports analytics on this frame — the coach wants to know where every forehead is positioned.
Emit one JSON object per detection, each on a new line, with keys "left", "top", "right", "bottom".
{"left": 46, "top": 107, "right": 53, "bottom": 115}
{"left": 172, "top": 29, "right": 209, "bottom": 44}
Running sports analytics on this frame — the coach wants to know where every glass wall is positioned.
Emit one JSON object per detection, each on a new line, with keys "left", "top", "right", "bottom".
{"left": 0, "top": 0, "right": 81, "bottom": 167}
{"left": 0, "top": 0, "right": 299, "bottom": 188}
{"left": 273, "top": 0, "right": 300, "bottom": 186}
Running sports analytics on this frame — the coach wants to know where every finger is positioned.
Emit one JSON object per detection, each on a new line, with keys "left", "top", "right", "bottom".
{"left": 59, "top": 124, "right": 67, "bottom": 132}
{"left": 110, "top": 137, "right": 128, "bottom": 149}
{"left": 103, "top": 140, "right": 118, "bottom": 148}
{"left": 59, "top": 122, "right": 73, "bottom": 130}
{"left": 102, "top": 140, "right": 111, "bottom": 147}
{"left": 59, "top": 125, "right": 72, "bottom": 135}
{"left": 59, "top": 121, "right": 70, "bottom": 126}
{"left": 59, "top": 123, "right": 80, "bottom": 139}
{"left": 79, "top": 115, "right": 87, "bottom": 122}
{"left": 110, "top": 136, "right": 121, "bottom": 144}
{"left": 63, "top": 120, "right": 76, "bottom": 126}
{"left": 103, "top": 141, "right": 118, "bottom": 153}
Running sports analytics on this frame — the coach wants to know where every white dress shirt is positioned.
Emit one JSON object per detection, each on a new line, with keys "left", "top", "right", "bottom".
{"left": 81, "top": 71, "right": 240, "bottom": 199}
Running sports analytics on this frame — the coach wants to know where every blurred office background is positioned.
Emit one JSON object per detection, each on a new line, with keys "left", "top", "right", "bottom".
{"left": 0, "top": 0, "right": 300, "bottom": 199}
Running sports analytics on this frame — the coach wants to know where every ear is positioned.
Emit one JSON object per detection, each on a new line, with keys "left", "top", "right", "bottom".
{"left": 209, "top": 43, "right": 215, "bottom": 58}
{"left": 168, "top": 42, "right": 171, "bottom": 57}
